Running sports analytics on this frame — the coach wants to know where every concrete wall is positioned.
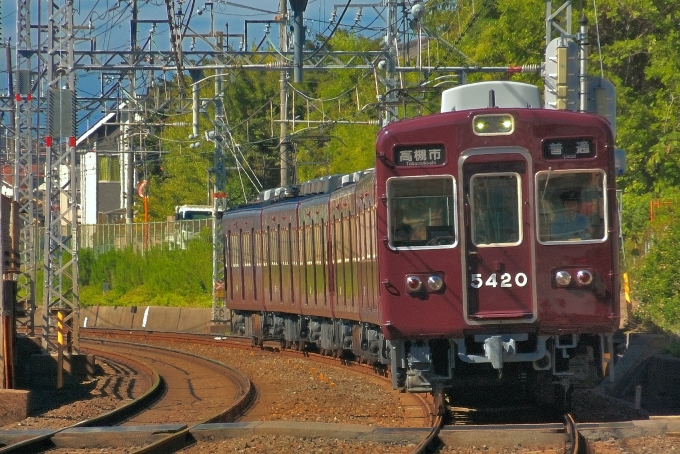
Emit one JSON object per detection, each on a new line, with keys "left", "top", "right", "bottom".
{"left": 0, "top": 390, "right": 30, "bottom": 425}
{"left": 80, "top": 306, "right": 216, "bottom": 333}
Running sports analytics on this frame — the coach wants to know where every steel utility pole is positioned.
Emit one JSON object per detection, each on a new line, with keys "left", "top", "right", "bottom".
{"left": 43, "top": 0, "right": 79, "bottom": 388}
{"left": 545, "top": 0, "right": 573, "bottom": 45}
{"left": 212, "top": 61, "right": 227, "bottom": 325}
{"left": 279, "top": 0, "right": 291, "bottom": 187}
{"left": 13, "top": 0, "right": 37, "bottom": 336}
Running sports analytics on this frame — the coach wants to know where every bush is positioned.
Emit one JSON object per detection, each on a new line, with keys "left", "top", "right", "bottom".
{"left": 78, "top": 237, "right": 213, "bottom": 307}
{"left": 628, "top": 193, "right": 680, "bottom": 333}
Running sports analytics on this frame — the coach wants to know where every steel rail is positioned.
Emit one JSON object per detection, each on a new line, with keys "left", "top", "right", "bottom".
{"left": 88, "top": 338, "right": 256, "bottom": 454}
{"left": 565, "top": 413, "right": 591, "bottom": 454}
{"left": 410, "top": 390, "right": 445, "bottom": 454}
{"left": 0, "top": 351, "right": 162, "bottom": 454}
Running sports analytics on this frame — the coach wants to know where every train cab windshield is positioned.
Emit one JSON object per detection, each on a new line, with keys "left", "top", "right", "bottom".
{"left": 536, "top": 170, "right": 606, "bottom": 243}
{"left": 388, "top": 176, "right": 455, "bottom": 248}
{"left": 470, "top": 173, "right": 522, "bottom": 246}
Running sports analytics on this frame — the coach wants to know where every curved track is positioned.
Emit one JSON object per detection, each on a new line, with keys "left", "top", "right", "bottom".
{"left": 8, "top": 330, "right": 607, "bottom": 453}
{"left": 84, "top": 328, "right": 436, "bottom": 425}
{"left": 0, "top": 338, "right": 255, "bottom": 454}
{"left": 84, "top": 340, "right": 252, "bottom": 426}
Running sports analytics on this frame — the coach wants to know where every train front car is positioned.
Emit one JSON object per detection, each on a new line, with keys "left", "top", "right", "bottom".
{"left": 376, "top": 81, "right": 619, "bottom": 407}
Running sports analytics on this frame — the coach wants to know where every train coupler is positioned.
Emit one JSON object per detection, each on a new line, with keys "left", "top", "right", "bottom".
{"left": 484, "top": 335, "right": 517, "bottom": 370}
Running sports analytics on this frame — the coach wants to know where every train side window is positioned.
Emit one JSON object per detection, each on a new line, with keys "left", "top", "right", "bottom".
{"left": 251, "top": 228, "right": 257, "bottom": 302}
{"left": 277, "top": 225, "right": 283, "bottom": 302}
{"left": 239, "top": 229, "right": 245, "bottom": 301}
{"left": 387, "top": 176, "right": 456, "bottom": 248}
{"left": 320, "top": 219, "right": 328, "bottom": 305}
{"left": 288, "top": 223, "right": 294, "bottom": 303}
{"left": 266, "top": 226, "right": 273, "bottom": 302}
{"left": 301, "top": 221, "right": 309, "bottom": 306}
{"left": 226, "top": 230, "right": 232, "bottom": 301}
{"left": 536, "top": 170, "right": 607, "bottom": 243}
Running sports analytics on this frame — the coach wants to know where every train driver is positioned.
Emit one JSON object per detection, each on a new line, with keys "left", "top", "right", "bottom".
{"left": 394, "top": 223, "right": 414, "bottom": 242}
{"left": 551, "top": 190, "right": 591, "bottom": 240}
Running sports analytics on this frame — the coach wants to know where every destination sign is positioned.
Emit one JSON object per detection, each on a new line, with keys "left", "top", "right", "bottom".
{"left": 394, "top": 145, "right": 446, "bottom": 166}
{"left": 543, "top": 138, "right": 595, "bottom": 159}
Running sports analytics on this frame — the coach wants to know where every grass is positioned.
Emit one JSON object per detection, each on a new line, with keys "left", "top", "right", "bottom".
{"left": 78, "top": 238, "right": 213, "bottom": 308}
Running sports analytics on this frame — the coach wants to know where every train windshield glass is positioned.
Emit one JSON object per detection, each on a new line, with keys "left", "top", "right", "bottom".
{"left": 536, "top": 170, "right": 606, "bottom": 243}
{"left": 388, "top": 176, "right": 455, "bottom": 248}
{"left": 470, "top": 173, "right": 522, "bottom": 246}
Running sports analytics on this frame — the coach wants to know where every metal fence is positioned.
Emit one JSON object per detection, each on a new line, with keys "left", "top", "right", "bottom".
{"left": 76, "top": 219, "right": 213, "bottom": 255}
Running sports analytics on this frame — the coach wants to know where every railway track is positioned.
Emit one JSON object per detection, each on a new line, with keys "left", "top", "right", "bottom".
{"left": 0, "top": 338, "right": 255, "bottom": 453}
{"left": 74, "top": 330, "right": 590, "bottom": 453}
{"left": 2, "top": 329, "right": 434, "bottom": 452}
{"left": 82, "top": 328, "right": 438, "bottom": 422}
{"left": 4, "top": 329, "right": 678, "bottom": 453}
{"left": 0, "top": 349, "right": 161, "bottom": 454}
{"left": 409, "top": 383, "right": 596, "bottom": 454}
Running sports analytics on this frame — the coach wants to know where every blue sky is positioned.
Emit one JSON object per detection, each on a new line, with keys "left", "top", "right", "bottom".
{"left": 1, "top": 1, "right": 386, "bottom": 92}
{"left": 0, "top": 1, "right": 384, "bottom": 50}
{"left": 0, "top": 0, "right": 388, "bottom": 130}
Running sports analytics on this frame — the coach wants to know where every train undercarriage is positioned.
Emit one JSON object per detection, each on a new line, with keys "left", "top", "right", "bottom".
{"left": 231, "top": 310, "right": 616, "bottom": 410}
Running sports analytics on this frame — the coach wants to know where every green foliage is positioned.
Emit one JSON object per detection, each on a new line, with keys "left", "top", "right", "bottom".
{"left": 626, "top": 189, "right": 680, "bottom": 333}
{"left": 78, "top": 237, "right": 213, "bottom": 308}
{"left": 593, "top": 0, "right": 680, "bottom": 195}
{"left": 632, "top": 230, "right": 680, "bottom": 332}
{"left": 294, "top": 31, "right": 382, "bottom": 181}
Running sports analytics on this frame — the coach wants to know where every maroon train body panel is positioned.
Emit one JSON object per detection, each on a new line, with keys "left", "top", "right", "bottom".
{"left": 374, "top": 108, "right": 619, "bottom": 340}
{"left": 223, "top": 206, "right": 263, "bottom": 313}
{"left": 354, "top": 173, "right": 381, "bottom": 326}
{"left": 261, "top": 201, "right": 300, "bottom": 314}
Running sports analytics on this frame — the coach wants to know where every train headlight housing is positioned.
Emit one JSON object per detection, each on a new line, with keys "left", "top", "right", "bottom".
{"left": 427, "top": 275, "right": 444, "bottom": 292}
{"left": 473, "top": 114, "right": 514, "bottom": 136}
{"left": 406, "top": 276, "right": 423, "bottom": 292}
{"left": 575, "top": 270, "right": 593, "bottom": 286}
{"left": 555, "top": 270, "right": 572, "bottom": 287}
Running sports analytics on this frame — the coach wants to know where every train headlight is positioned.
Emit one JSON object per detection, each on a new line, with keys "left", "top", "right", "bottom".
{"left": 427, "top": 275, "right": 444, "bottom": 292}
{"left": 555, "top": 270, "right": 572, "bottom": 287}
{"left": 474, "top": 119, "right": 491, "bottom": 133}
{"left": 473, "top": 114, "right": 514, "bottom": 135}
{"left": 497, "top": 117, "right": 513, "bottom": 132}
{"left": 406, "top": 276, "right": 423, "bottom": 292}
{"left": 575, "top": 270, "right": 593, "bottom": 286}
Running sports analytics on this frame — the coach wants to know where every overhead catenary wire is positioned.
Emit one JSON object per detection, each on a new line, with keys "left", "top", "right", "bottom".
{"left": 5, "top": 0, "right": 471, "bottom": 200}
{"left": 591, "top": 0, "right": 604, "bottom": 78}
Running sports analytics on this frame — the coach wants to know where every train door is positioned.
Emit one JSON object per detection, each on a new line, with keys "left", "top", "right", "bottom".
{"left": 459, "top": 149, "right": 536, "bottom": 324}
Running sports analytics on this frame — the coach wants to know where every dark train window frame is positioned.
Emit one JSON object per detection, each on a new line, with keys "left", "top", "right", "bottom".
{"left": 225, "top": 230, "right": 233, "bottom": 301}
{"left": 310, "top": 220, "right": 317, "bottom": 306}
{"left": 470, "top": 172, "right": 523, "bottom": 248}
{"left": 535, "top": 169, "right": 608, "bottom": 245}
{"left": 287, "top": 223, "right": 294, "bottom": 304}
{"left": 347, "top": 208, "right": 356, "bottom": 308}
{"left": 265, "top": 225, "right": 273, "bottom": 303}
{"left": 239, "top": 229, "right": 245, "bottom": 301}
{"left": 318, "top": 219, "right": 328, "bottom": 306}
{"left": 277, "top": 224, "right": 283, "bottom": 302}
{"left": 386, "top": 175, "right": 457, "bottom": 250}
{"left": 300, "top": 220, "right": 309, "bottom": 306}
{"left": 250, "top": 228, "right": 257, "bottom": 302}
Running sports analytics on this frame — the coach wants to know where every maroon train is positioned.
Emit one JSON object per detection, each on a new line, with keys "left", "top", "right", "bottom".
{"left": 222, "top": 81, "right": 622, "bottom": 406}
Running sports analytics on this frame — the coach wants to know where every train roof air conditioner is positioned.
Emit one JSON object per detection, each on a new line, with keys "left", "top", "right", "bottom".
{"left": 441, "top": 81, "right": 541, "bottom": 112}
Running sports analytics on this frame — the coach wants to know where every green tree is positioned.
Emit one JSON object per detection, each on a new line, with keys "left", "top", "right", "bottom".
{"left": 269, "top": 30, "right": 384, "bottom": 181}
{"left": 593, "top": 0, "right": 680, "bottom": 195}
